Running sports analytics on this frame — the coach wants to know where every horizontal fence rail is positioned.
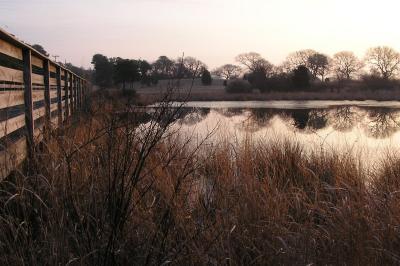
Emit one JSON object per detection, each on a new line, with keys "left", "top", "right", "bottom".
{"left": 0, "top": 27, "right": 89, "bottom": 179}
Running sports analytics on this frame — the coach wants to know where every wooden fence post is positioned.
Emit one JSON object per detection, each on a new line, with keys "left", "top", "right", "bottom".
{"left": 78, "top": 78, "right": 82, "bottom": 108}
{"left": 56, "top": 66, "right": 62, "bottom": 126}
{"left": 64, "top": 70, "right": 69, "bottom": 119}
{"left": 76, "top": 77, "right": 81, "bottom": 110}
{"left": 43, "top": 60, "right": 51, "bottom": 137}
{"left": 22, "top": 48, "right": 34, "bottom": 158}
{"left": 82, "top": 80, "right": 84, "bottom": 106}
{"left": 74, "top": 76, "right": 78, "bottom": 111}
{"left": 69, "top": 73, "right": 74, "bottom": 115}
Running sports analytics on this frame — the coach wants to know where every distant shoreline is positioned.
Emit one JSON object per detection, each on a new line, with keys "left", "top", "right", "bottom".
{"left": 138, "top": 89, "right": 400, "bottom": 103}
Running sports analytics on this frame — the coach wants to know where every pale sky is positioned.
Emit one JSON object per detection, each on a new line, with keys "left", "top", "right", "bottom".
{"left": 1, "top": 0, "right": 399, "bottom": 69}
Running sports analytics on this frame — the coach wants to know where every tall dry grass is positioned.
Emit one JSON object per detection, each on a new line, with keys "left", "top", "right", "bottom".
{"left": 1, "top": 91, "right": 400, "bottom": 265}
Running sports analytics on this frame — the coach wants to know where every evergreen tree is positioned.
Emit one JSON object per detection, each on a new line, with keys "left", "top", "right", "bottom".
{"left": 201, "top": 69, "right": 212, "bottom": 85}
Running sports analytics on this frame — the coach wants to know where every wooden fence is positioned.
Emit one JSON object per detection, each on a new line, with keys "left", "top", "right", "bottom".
{"left": 0, "top": 28, "right": 89, "bottom": 179}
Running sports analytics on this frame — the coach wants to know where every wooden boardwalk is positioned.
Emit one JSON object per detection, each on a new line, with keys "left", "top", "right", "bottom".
{"left": 0, "top": 28, "right": 88, "bottom": 179}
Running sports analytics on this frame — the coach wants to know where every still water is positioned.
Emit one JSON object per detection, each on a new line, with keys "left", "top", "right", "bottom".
{"left": 166, "top": 101, "right": 400, "bottom": 164}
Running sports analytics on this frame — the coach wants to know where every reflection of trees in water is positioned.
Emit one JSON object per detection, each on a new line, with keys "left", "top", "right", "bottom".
{"left": 248, "top": 108, "right": 275, "bottom": 127}
{"left": 243, "top": 108, "right": 288, "bottom": 132}
{"left": 177, "top": 108, "right": 210, "bottom": 125}
{"left": 328, "top": 106, "right": 360, "bottom": 132}
{"left": 215, "top": 108, "right": 245, "bottom": 118}
{"left": 290, "top": 109, "right": 310, "bottom": 130}
{"left": 363, "top": 108, "right": 400, "bottom": 139}
{"left": 307, "top": 110, "right": 328, "bottom": 130}
{"left": 279, "top": 109, "right": 328, "bottom": 132}
{"left": 173, "top": 106, "right": 400, "bottom": 138}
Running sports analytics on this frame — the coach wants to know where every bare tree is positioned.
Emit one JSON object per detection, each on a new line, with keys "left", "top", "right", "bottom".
{"left": 365, "top": 46, "right": 400, "bottom": 79}
{"left": 213, "top": 64, "right": 242, "bottom": 80}
{"left": 235, "top": 52, "right": 273, "bottom": 74}
{"left": 282, "top": 49, "right": 317, "bottom": 72}
{"left": 307, "top": 53, "right": 330, "bottom": 81}
{"left": 152, "top": 56, "right": 175, "bottom": 78}
{"left": 332, "top": 51, "right": 363, "bottom": 80}
{"left": 183, "top": 57, "right": 207, "bottom": 78}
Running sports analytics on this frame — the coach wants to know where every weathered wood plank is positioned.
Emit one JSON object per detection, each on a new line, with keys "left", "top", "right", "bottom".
{"left": 0, "top": 100, "right": 48, "bottom": 135}
{"left": 50, "top": 90, "right": 58, "bottom": 99}
{"left": 31, "top": 55, "right": 43, "bottom": 68}
{"left": 0, "top": 91, "right": 24, "bottom": 109}
{"left": 0, "top": 137, "right": 27, "bottom": 179}
{"left": 0, "top": 105, "right": 45, "bottom": 138}
{"left": 0, "top": 38, "right": 23, "bottom": 60}
{"left": 32, "top": 73, "right": 44, "bottom": 84}
{"left": 33, "top": 106, "right": 46, "bottom": 120}
{"left": 0, "top": 113, "right": 25, "bottom": 138}
{"left": 50, "top": 78, "right": 57, "bottom": 86}
{"left": 0, "top": 90, "right": 46, "bottom": 109}
{"left": 49, "top": 63, "right": 56, "bottom": 73}
{"left": 0, "top": 65, "right": 24, "bottom": 83}
{"left": 32, "top": 90, "right": 45, "bottom": 102}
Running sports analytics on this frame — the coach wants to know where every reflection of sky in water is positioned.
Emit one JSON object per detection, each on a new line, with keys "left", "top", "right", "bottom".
{"left": 172, "top": 104, "right": 400, "bottom": 167}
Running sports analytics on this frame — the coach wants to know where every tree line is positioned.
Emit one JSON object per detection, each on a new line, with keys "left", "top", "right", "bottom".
{"left": 91, "top": 46, "right": 400, "bottom": 92}
{"left": 220, "top": 47, "right": 400, "bottom": 92}
{"left": 91, "top": 54, "right": 212, "bottom": 89}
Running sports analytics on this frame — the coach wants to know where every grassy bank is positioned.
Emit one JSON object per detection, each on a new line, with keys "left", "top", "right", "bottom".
{"left": 1, "top": 92, "right": 400, "bottom": 265}
{"left": 135, "top": 79, "right": 400, "bottom": 102}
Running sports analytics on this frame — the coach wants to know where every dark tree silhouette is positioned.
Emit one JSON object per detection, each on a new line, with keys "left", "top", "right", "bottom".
{"left": 114, "top": 58, "right": 140, "bottom": 89}
{"left": 139, "top": 60, "right": 152, "bottom": 85}
{"left": 292, "top": 65, "right": 310, "bottom": 88}
{"left": 32, "top": 44, "right": 49, "bottom": 56}
{"left": 246, "top": 69, "right": 269, "bottom": 92}
{"left": 307, "top": 53, "right": 330, "bottom": 80}
{"left": 91, "top": 54, "right": 114, "bottom": 88}
{"left": 152, "top": 56, "right": 175, "bottom": 79}
{"left": 201, "top": 69, "right": 212, "bottom": 85}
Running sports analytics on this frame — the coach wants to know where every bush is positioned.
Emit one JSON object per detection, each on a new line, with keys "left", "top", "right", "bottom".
{"left": 246, "top": 70, "right": 268, "bottom": 92}
{"left": 361, "top": 74, "right": 400, "bottom": 90}
{"left": 265, "top": 74, "right": 292, "bottom": 91}
{"left": 226, "top": 79, "right": 252, "bottom": 93}
{"left": 201, "top": 69, "right": 212, "bottom": 85}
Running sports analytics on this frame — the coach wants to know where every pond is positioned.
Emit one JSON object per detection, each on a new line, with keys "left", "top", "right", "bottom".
{"left": 164, "top": 101, "right": 400, "bottom": 165}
